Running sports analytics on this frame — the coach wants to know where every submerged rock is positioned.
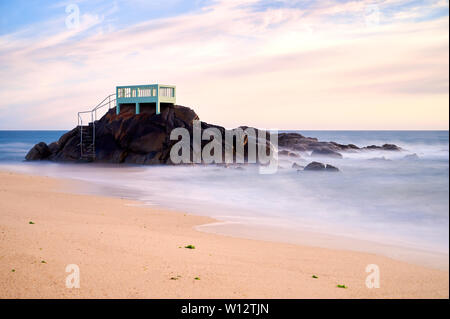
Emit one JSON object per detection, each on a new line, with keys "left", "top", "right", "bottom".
{"left": 325, "top": 164, "right": 340, "bottom": 172}
{"left": 304, "top": 161, "right": 326, "bottom": 171}
{"left": 304, "top": 161, "right": 340, "bottom": 172}
{"left": 368, "top": 156, "right": 391, "bottom": 162}
{"left": 311, "top": 148, "right": 343, "bottom": 158}
{"left": 403, "top": 153, "right": 419, "bottom": 160}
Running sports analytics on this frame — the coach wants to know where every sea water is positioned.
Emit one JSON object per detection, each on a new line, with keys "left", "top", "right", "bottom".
{"left": 1, "top": 130, "right": 448, "bottom": 268}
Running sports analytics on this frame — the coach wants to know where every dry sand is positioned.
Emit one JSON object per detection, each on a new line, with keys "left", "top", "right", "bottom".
{"left": 0, "top": 170, "right": 448, "bottom": 298}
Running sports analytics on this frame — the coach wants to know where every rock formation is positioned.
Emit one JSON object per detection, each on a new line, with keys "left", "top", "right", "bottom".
{"left": 25, "top": 104, "right": 402, "bottom": 164}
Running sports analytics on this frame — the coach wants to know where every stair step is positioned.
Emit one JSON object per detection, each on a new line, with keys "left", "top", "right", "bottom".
{"left": 78, "top": 118, "right": 97, "bottom": 160}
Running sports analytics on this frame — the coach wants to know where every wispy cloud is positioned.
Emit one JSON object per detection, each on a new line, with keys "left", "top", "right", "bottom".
{"left": 0, "top": 0, "right": 448, "bottom": 129}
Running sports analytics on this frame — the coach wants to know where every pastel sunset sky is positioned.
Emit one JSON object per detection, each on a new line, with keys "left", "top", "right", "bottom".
{"left": 0, "top": 0, "right": 448, "bottom": 130}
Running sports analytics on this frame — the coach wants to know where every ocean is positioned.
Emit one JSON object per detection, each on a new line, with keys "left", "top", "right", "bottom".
{"left": 1, "top": 130, "right": 448, "bottom": 267}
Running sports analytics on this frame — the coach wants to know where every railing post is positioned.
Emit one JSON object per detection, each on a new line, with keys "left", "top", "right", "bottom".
{"left": 80, "top": 116, "right": 83, "bottom": 157}
{"left": 93, "top": 111, "right": 95, "bottom": 160}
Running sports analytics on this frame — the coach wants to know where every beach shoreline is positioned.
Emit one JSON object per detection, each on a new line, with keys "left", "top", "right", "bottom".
{"left": 196, "top": 221, "right": 449, "bottom": 271}
{"left": 0, "top": 169, "right": 448, "bottom": 298}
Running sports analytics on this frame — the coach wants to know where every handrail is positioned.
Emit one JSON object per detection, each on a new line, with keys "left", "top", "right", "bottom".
{"left": 77, "top": 93, "right": 116, "bottom": 159}
{"left": 78, "top": 93, "right": 115, "bottom": 115}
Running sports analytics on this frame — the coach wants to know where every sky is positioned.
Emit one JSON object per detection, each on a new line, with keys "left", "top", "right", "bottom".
{"left": 0, "top": 0, "right": 448, "bottom": 130}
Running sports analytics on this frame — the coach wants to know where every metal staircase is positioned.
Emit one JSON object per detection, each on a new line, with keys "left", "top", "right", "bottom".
{"left": 79, "top": 124, "right": 95, "bottom": 159}
{"left": 77, "top": 94, "right": 116, "bottom": 160}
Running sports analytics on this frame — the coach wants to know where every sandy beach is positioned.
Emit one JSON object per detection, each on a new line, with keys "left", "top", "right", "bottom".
{"left": 0, "top": 169, "right": 448, "bottom": 298}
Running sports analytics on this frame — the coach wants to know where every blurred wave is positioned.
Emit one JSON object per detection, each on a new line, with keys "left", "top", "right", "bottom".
{"left": 1, "top": 130, "right": 448, "bottom": 260}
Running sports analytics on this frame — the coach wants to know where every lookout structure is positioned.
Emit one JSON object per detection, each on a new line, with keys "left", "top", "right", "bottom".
{"left": 116, "top": 84, "right": 176, "bottom": 115}
{"left": 77, "top": 84, "right": 176, "bottom": 160}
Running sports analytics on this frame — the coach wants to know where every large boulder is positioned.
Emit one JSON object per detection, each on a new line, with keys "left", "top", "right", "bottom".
{"left": 25, "top": 142, "right": 51, "bottom": 161}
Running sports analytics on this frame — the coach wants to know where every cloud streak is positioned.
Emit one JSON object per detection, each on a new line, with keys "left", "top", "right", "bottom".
{"left": 0, "top": 0, "right": 448, "bottom": 129}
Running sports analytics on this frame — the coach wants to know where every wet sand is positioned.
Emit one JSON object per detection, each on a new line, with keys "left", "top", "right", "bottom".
{"left": 0, "top": 170, "right": 448, "bottom": 298}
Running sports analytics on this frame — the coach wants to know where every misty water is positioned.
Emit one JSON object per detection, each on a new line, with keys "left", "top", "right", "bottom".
{"left": 1, "top": 130, "right": 448, "bottom": 268}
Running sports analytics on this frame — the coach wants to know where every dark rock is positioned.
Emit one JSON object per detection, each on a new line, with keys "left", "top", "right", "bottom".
{"left": 304, "top": 161, "right": 340, "bottom": 172}
{"left": 57, "top": 135, "right": 81, "bottom": 161}
{"left": 292, "top": 144, "right": 308, "bottom": 152}
{"left": 48, "top": 142, "right": 60, "bottom": 154}
{"left": 58, "top": 128, "right": 77, "bottom": 147}
{"left": 279, "top": 150, "right": 300, "bottom": 158}
{"left": 364, "top": 144, "right": 401, "bottom": 151}
{"left": 144, "top": 151, "right": 162, "bottom": 165}
{"left": 278, "top": 132, "right": 400, "bottom": 155}
{"left": 304, "top": 161, "right": 326, "bottom": 171}
{"left": 129, "top": 130, "right": 167, "bottom": 154}
{"left": 25, "top": 142, "right": 51, "bottom": 161}
{"left": 311, "top": 148, "right": 343, "bottom": 158}
{"left": 172, "top": 105, "right": 199, "bottom": 125}
{"left": 325, "top": 164, "right": 339, "bottom": 172}
{"left": 24, "top": 104, "right": 272, "bottom": 165}
{"left": 124, "top": 152, "right": 146, "bottom": 164}
{"left": 382, "top": 144, "right": 401, "bottom": 151}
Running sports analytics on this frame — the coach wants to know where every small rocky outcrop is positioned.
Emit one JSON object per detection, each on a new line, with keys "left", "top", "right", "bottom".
{"left": 304, "top": 161, "right": 326, "bottom": 171}
{"left": 278, "top": 133, "right": 401, "bottom": 156}
{"left": 304, "top": 161, "right": 340, "bottom": 172}
{"left": 403, "top": 153, "right": 419, "bottom": 160}
{"left": 363, "top": 144, "right": 402, "bottom": 151}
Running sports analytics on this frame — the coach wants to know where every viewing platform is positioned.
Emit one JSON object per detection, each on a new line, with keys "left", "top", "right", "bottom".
{"left": 116, "top": 84, "right": 176, "bottom": 115}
